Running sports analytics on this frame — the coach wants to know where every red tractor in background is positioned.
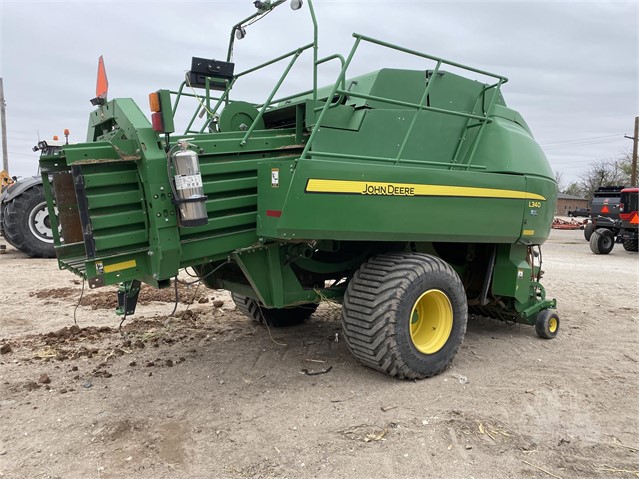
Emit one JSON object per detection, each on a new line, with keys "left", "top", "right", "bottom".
{"left": 618, "top": 187, "right": 639, "bottom": 249}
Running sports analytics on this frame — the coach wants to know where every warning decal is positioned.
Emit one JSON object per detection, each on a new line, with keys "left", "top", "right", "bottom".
{"left": 174, "top": 174, "right": 203, "bottom": 190}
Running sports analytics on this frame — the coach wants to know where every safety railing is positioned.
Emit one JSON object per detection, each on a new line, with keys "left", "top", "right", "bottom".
{"left": 170, "top": 44, "right": 346, "bottom": 143}
{"left": 172, "top": 78, "right": 233, "bottom": 135}
{"left": 168, "top": 0, "right": 321, "bottom": 141}
{"left": 169, "top": 22, "right": 508, "bottom": 171}
{"left": 299, "top": 33, "right": 508, "bottom": 171}
{"left": 170, "top": 42, "right": 312, "bottom": 137}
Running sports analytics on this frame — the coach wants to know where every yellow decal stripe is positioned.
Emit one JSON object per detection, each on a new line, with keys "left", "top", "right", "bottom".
{"left": 306, "top": 179, "right": 546, "bottom": 201}
{"left": 103, "top": 259, "right": 137, "bottom": 274}
{"left": 522, "top": 229, "right": 535, "bottom": 236}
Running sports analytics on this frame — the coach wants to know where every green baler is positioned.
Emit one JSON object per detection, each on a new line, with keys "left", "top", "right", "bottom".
{"left": 39, "top": 0, "right": 559, "bottom": 380}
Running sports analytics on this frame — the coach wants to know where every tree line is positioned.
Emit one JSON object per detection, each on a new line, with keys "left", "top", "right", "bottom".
{"left": 555, "top": 152, "right": 633, "bottom": 200}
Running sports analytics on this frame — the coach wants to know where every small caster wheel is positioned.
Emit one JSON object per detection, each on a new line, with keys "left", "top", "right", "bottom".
{"left": 535, "top": 309, "right": 559, "bottom": 339}
{"left": 590, "top": 228, "right": 615, "bottom": 255}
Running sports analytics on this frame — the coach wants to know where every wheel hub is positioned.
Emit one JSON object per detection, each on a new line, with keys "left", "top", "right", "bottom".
{"left": 28, "top": 201, "right": 54, "bottom": 243}
{"left": 409, "top": 289, "right": 453, "bottom": 354}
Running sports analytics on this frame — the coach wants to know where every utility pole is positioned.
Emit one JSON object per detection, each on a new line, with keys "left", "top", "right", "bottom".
{"left": 0, "top": 77, "right": 8, "bottom": 174}
{"left": 0, "top": 78, "right": 6, "bottom": 253}
{"left": 631, "top": 117, "right": 638, "bottom": 186}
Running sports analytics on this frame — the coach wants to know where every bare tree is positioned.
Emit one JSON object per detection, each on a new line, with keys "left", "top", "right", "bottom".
{"left": 554, "top": 170, "right": 566, "bottom": 192}
{"left": 563, "top": 182, "right": 582, "bottom": 197}
{"left": 578, "top": 155, "right": 631, "bottom": 200}
{"left": 617, "top": 151, "right": 634, "bottom": 180}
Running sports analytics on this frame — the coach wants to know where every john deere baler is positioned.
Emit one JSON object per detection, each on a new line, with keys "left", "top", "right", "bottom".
{"left": 39, "top": 0, "right": 558, "bottom": 379}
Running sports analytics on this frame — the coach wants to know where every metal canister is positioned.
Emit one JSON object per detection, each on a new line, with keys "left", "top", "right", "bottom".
{"left": 171, "top": 148, "right": 208, "bottom": 227}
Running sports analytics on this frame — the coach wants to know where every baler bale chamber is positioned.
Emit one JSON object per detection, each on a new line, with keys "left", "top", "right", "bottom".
{"left": 39, "top": 0, "right": 558, "bottom": 380}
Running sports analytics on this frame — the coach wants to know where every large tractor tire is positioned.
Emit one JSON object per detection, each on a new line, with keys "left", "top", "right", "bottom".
{"left": 2, "top": 184, "right": 55, "bottom": 258}
{"left": 341, "top": 252, "right": 467, "bottom": 380}
{"left": 589, "top": 228, "right": 615, "bottom": 255}
{"left": 231, "top": 293, "right": 318, "bottom": 327}
{"left": 584, "top": 222, "right": 595, "bottom": 241}
{"left": 0, "top": 203, "right": 19, "bottom": 250}
{"left": 622, "top": 239, "right": 638, "bottom": 252}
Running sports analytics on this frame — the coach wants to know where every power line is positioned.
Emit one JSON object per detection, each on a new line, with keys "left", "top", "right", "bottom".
{"left": 543, "top": 138, "right": 626, "bottom": 150}
{"left": 541, "top": 134, "right": 621, "bottom": 147}
{"left": 550, "top": 160, "right": 600, "bottom": 166}
{"left": 543, "top": 138, "right": 626, "bottom": 149}
{"left": 550, "top": 164, "right": 597, "bottom": 170}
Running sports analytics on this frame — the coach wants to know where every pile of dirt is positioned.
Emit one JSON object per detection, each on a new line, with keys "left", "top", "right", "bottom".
{"left": 21, "top": 324, "right": 114, "bottom": 345}
{"left": 137, "top": 283, "right": 210, "bottom": 305}
{"left": 31, "top": 282, "right": 215, "bottom": 310}
{"left": 29, "top": 287, "right": 76, "bottom": 300}
{"left": 1, "top": 307, "right": 247, "bottom": 367}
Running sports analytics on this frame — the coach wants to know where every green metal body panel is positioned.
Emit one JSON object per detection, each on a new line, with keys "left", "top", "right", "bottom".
{"left": 492, "top": 244, "right": 531, "bottom": 304}
{"left": 39, "top": 22, "right": 557, "bottom": 325}
{"left": 257, "top": 159, "right": 557, "bottom": 245}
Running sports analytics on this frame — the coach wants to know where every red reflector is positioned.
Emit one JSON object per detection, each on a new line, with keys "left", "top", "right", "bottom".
{"left": 151, "top": 112, "right": 164, "bottom": 132}
{"left": 601, "top": 205, "right": 609, "bottom": 214}
{"left": 622, "top": 211, "right": 639, "bottom": 223}
{"left": 266, "top": 209, "right": 282, "bottom": 218}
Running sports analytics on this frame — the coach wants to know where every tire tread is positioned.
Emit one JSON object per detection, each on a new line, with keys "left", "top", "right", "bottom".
{"left": 2, "top": 185, "right": 55, "bottom": 258}
{"left": 341, "top": 252, "right": 467, "bottom": 380}
{"left": 231, "top": 293, "right": 317, "bottom": 327}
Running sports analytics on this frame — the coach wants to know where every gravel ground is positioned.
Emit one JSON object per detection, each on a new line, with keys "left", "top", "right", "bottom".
{"left": 0, "top": 227, "right": 637, "bottom": 479}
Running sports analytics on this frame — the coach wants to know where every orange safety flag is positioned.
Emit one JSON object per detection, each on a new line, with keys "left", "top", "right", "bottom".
{"left": 96, "top": 56, "right": 109, "bottom": 99}
{"left": 601, "top": 205, "right": 609, "bottom": 214}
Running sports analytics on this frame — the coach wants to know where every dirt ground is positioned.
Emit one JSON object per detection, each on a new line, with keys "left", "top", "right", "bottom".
{"left": 0, "top": 227, "right": 637, "bottom": 479}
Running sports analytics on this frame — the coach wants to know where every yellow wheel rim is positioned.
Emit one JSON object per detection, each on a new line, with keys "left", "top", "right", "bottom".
{"left": 409, "top": 289, "right": 453, "bottom": 354}
{"left": 548, "top": 317, "right": 558, "bottom": 333}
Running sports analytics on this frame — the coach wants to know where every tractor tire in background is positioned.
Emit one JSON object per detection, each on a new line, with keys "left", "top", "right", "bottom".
{"left": 0, "top": 203, "right": 19, "bottom": 250}
{"left": 584, "top": 222, "right": 595, "bottom": 241}
{"left": 589, "top": 228, "right": 615, "bottom": 255}
{"left": 231, "top": 293, "right": 318, "bottom": 327}
{"left": 2, "top": 184, "right": 55, "bottom": 258}
{"left": 341, "top": 252, "right": 467, "bottom": 380}
{"left": 622, "top": 239, "right": 638, "bottom": 252}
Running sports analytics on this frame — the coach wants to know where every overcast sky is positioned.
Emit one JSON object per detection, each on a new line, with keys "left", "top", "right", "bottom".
{"left": 0, "top": 0, "right": 637, "bottom": 185}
